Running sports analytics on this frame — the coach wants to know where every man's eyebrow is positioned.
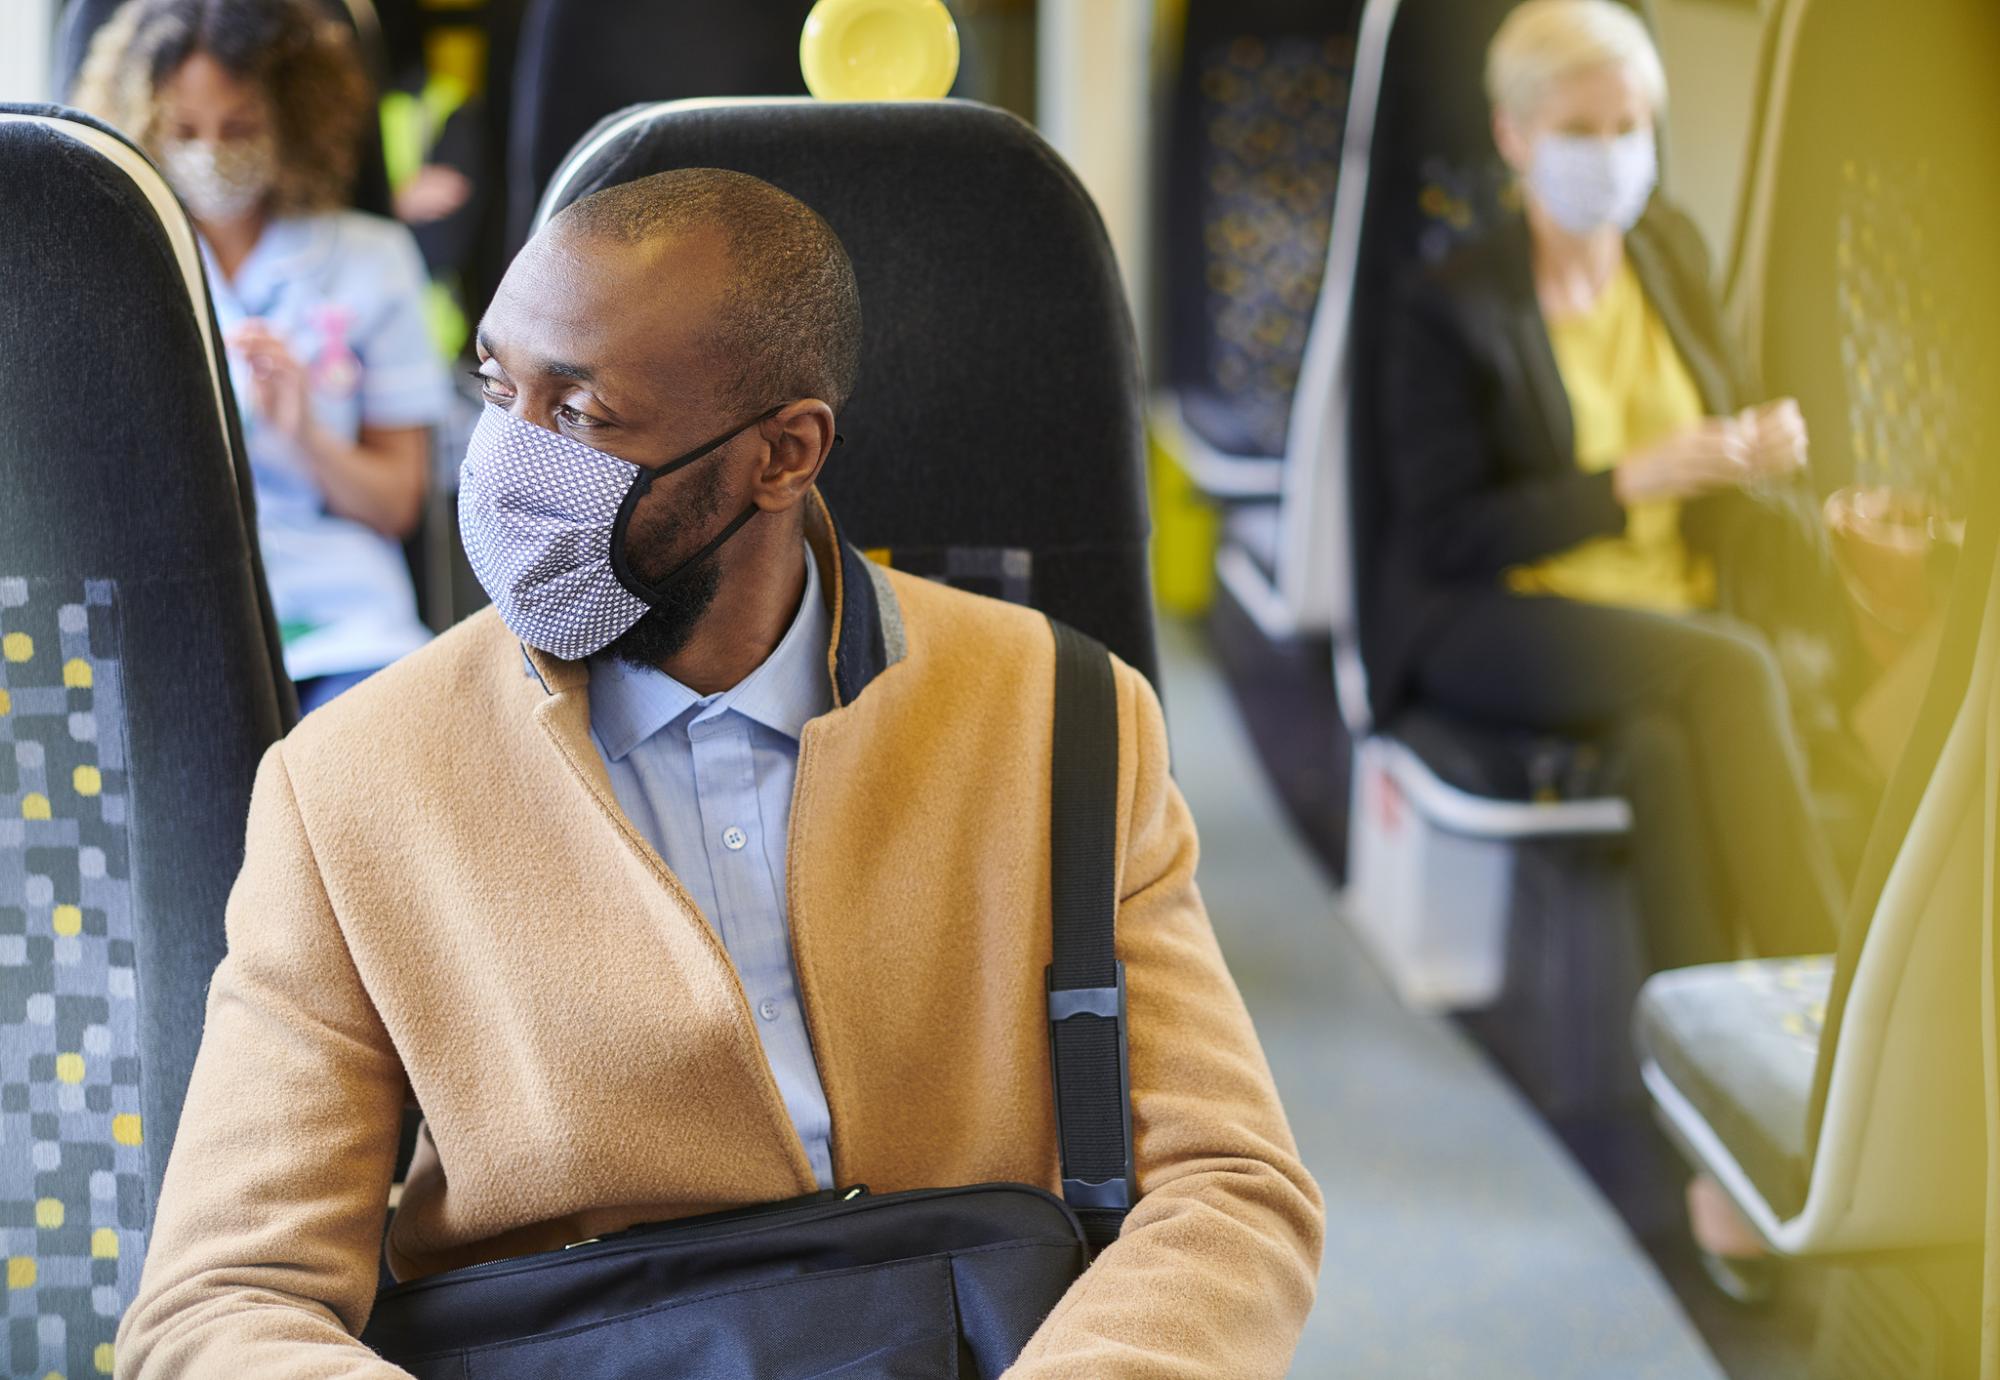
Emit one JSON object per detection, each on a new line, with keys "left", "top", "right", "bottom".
{"left": 474, "top": 328, "right": 595, "bottom": 384}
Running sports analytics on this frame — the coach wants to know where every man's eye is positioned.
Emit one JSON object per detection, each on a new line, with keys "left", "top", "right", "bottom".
{"left": 469, "top": 370, "right": 512, "bottom": 401}
{"left": 556, "top": 403, "right": 600, "bottom": 429}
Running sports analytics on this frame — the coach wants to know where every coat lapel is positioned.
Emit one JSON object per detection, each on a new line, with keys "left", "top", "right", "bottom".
{"left": 1627, "top": 222, "right": 1735, "bottom": 416}
{"left": 1495, "top": 218, "right": 1578, "bottom": 467}
{"left": 516, "top": 633, "right": 824, "bottom": 1192}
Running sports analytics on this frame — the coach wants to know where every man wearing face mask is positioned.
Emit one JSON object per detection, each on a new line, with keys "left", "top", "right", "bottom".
{"left": 1377, "top": 0, "right": 1854, "bottom": 1300}
{"left": 74, "top": 0, "right": 448, "bottom": 714}
{"left": 113, "top": 168, "right": 1324, "bottom": 1377}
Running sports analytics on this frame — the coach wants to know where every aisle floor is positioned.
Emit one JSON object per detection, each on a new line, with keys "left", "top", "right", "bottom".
{"left": 1157, "top": 619, "right": 1725, "bottom": 1379}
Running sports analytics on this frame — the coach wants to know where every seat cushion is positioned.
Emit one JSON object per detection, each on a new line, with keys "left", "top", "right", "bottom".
{"left": 1635, "top": 956, "right": 1832, "bottom": 1221}
{"left": 1386, "top": 707, "right": 1617, "bottom": 801}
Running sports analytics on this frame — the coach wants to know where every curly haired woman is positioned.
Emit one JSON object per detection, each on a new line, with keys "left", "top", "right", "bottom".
{"left": 76, "top": 0, "right": 450, "bottom": 712}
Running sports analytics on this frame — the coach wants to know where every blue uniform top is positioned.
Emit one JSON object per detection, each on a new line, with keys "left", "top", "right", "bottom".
{"left": 201, "top": 211, "right": 450, "bottom": 682}
{"left": 586, "top": 544, "right": 837, "bottom": 1188}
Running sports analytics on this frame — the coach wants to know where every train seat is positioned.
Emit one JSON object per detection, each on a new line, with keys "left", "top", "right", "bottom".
{"left": 530, "top": 97, "right": 1158, "bottom": 685}
{"left": 1635, "top": 954, "right": 1831, "bottom": 1223}
{"left": 1151, "top": 0, "right": 1364, "bottom": 503}
{"left": 1638, "top": 506, "right": 1996, "bottom": 1258}
{"left": 1636, "top": 0, "right": 2000, "bottom": 1286}
{"left": 1301, "top": 0, "right": 1647, "bottom": 1020}
{"left": 0, "top": 103, "right": 293, "bottom": 1377}
{"left": 505, "top": 0, "right": 815, "bottom": 259}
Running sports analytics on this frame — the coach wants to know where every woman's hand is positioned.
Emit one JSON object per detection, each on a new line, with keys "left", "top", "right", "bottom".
{"left": 1613, "top": 417, "right": 1754, "bottom": 505}
{"left": 226, "top": 320, "right": 313, "bottom": 440}
{"left": 1739, "top": 398, "right": 1809, "bottom": 477}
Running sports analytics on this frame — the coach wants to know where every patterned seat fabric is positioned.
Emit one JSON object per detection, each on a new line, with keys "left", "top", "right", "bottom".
{"left": 1635, "top": 955, "right": 1833, "bottom": 1220}
{"left": 2, "top": 581, "right": 144, "bottom": 1380}
{"left": 1160, "top": 4, "right": 1361, "bottom": 460}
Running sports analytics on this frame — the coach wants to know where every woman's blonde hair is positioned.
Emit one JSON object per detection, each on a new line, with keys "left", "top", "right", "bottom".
{"left": 1485, "top": 0, "right": 1668, "bottom": 122}
{"left": 71, "top": 0, "right": 370, "bottom": 216}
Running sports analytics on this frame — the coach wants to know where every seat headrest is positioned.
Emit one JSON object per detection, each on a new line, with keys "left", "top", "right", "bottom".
{"left": 507, "top": 0, "right": 816, "bottom": 252}
{"left": 534, "top": 98, "right": 1158, "bottom": 685}
{"left": 0, "top": 106, "right": 237, "bottom": 560}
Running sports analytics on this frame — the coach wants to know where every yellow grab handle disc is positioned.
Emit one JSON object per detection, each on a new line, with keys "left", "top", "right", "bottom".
{"left": 800, "top": 0, "right": 960, "bottom": 101}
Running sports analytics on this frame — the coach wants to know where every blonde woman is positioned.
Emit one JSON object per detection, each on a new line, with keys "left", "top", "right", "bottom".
{"left": 76, "top": 0, "right": 448, "bottom": 711}
{"left": 1379, "top": 0, "right": 1847, "bottom": 1298}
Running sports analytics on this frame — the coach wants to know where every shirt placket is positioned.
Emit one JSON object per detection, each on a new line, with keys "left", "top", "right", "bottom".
{"left": 685, "top": 710, "right": 833, "bottom": 1188}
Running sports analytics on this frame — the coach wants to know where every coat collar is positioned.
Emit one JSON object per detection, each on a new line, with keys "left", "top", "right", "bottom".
{"left": 519, "top": 489, "right": 904, "bottom": 712}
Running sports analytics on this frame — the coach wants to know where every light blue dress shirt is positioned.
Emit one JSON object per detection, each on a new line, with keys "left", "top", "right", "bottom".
{"left": 200, "top": 211, "right": 450, "bottom": 681}
{"left": 587, "top": 545, "right": 836, "bottom": 1189}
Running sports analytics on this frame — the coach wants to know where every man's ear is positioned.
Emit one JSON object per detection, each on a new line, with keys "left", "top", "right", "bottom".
{"left": 751, "top": 400, "right": 837, "bottom": 512}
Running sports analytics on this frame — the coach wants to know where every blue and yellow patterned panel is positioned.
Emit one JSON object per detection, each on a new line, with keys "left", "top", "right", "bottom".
{"left": 1196, "top": 34, "right": 1354, "bottom": 457}
{"left": 0, "top": 577, "right": 142, "bottom": 1380}
{"left": 1413, "top": 155, "right": 1520, "bottom": 268}
{"left": 1835, "top": 157, "right": 1988, "bottom": 512}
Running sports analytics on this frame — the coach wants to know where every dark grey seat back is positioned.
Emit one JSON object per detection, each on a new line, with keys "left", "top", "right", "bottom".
{"left": 0, "top": 104, "right": 292, "bottom": 1372}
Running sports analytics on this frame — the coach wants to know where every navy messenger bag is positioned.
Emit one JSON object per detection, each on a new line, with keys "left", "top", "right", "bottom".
{"left": 362, "top": 620, "right": 1136, "bottom": 1378}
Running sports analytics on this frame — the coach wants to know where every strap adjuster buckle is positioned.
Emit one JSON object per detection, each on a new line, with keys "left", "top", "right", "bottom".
{"left": 1045, "top": 962, "right": 1136, "bottom": 1242}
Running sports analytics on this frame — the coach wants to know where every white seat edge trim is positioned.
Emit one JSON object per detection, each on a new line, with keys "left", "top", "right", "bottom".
{"left": 1377, "top": 733, "right": 1633, "bottom": 837}
{"left": 1641, "top": 1055, "right": 1800, "bottom": 1250}
{"left": 1216, "top": 541, "right": 1300, "bottom": 641}
{"left": 3, "top": 113, "right": 234, "bottom": 491}
{"left": 1147, "top": 393, "right": 1284, "bottom": 498}
{"left": 1720, "top": 0, "right": 1810, "bottom": 376}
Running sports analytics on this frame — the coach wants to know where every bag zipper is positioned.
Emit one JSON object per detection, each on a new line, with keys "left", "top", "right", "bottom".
{"left": 563, "top": 1184, "right": 869, "bottom": 1250}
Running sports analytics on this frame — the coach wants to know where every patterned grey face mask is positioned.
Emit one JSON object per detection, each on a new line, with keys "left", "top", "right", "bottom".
{"left": 457, "top": 403, "right": 780, "bottom": 660}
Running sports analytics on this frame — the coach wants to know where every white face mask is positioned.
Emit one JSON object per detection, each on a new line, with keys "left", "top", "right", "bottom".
{"left": 160, "top": 133, "right": 277, "bottom": 223}
{"left": 1527, "top": 130, "right": 1657, "bottom": 235}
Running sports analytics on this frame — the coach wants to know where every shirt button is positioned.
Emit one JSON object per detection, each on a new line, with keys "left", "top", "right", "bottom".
{"left": 758, "top": 999, "right": 780, "bottom": 1022}
{"left": 722, "top": 826, "right": 747, "bottom": 852}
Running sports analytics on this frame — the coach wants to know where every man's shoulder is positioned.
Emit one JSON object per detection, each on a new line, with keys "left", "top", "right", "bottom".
{"left": 878, "top": 562, "right": 1055, "bottom": 666}
{"left": 279, "top": 608, "right": 527, "bottom": 765}
{"left": 874, "top": 563, "right": 1153, "bottom": 709}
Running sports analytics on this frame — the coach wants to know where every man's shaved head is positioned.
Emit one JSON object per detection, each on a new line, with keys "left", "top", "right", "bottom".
{"left": 552, "top": 168, "right": 863, "bottom": 414}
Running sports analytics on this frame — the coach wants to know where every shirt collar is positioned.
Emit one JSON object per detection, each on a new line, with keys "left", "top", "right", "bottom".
{"left": 588, "top": 541, "right": 830, "bottom": 761}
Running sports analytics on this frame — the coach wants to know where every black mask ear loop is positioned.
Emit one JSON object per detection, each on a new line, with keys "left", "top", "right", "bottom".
{"left": 608, "top": 404, "right": 789, "bottom": 603}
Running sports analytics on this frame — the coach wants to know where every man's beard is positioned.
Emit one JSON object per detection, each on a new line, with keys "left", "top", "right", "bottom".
{"left": 601, "top": 465, "right": 729, "bottom": 668}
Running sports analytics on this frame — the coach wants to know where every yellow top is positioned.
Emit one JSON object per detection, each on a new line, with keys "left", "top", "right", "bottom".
{"left": 1506, "top": 257, "right": 1715, "bottom": 611}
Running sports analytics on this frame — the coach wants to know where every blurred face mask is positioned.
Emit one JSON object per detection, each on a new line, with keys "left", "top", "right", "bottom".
{"left": 1527, "top": 130, "right": 1657, "bottom": 235}
{"left": 161, "top": 132, "right": 278, "bottom": 223}
{"left": 457, "top": 403, "right": 780, "bottom": 661}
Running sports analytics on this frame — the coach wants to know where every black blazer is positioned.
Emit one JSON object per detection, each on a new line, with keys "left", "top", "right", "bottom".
{"left": 1368, "top": 201, "right": 1833, "bottom": 722}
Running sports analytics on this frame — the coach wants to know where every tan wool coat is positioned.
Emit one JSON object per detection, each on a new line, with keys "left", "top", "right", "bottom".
{"left": 117, "top": 496, "right": 1324, "bottom": 1378}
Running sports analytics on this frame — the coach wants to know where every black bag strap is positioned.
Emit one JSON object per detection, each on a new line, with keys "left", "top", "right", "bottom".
{"left": 1045, "top": 617, "right": 1135, "bottom": 1252}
